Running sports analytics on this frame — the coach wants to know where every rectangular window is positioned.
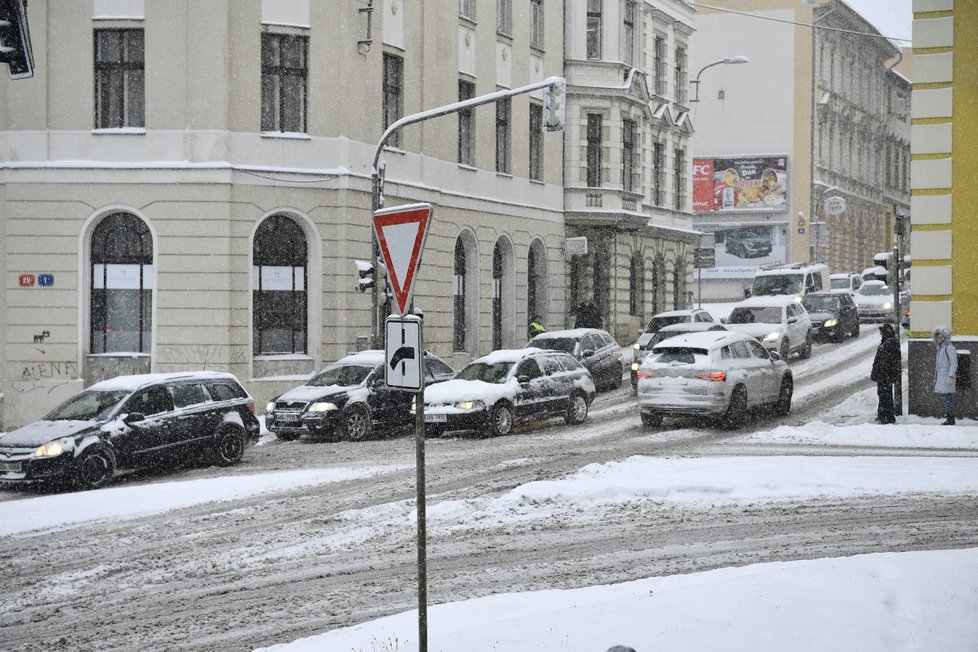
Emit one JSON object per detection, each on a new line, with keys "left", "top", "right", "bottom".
{"left": 383, "top": 53, "right": 404, "bottom": 148}
{"left": 530, "top": 0, "right": 544, "bottom": 49}
{"left": 586, "top": 0, "right": 602, "bottom": 60}
{"left": 653, "top": 142, "right": 664, "bottom": 206}
{"left": 622, "top": 119, "right": 635, "bottom": 193}
{"left": 675, "top": 46, "right": 688, "bottom": 105}
{"left": 653, "top": 35, "right": 666, "bottom": 96}
{"left": 497, "top": 0, "right": 512, "bottom": 35}
{"left": 460, "top": 0, "right": 476, "bottom": 20}
{"left": 674, "top": 148, "right": 686, "bottom": 210}
{"left": 458, "top": 80, "right": 476, "bottom": 165}
{"left": 529, "top": 102, "right": 543, "bottom": 181}
{"left": 586, "top": 113, "right": 602, "bottom": 187}
{"left": 496, "top": 97, "right": 511, "bottom": 173}
{"left": 623, "top": 1, "right": 635, "bottom": 67}
{"left": 261, "top": 33, "right": 308, "bottom": 133}
{"left": 94, "top": 29, "right": 144, "bottom": 129}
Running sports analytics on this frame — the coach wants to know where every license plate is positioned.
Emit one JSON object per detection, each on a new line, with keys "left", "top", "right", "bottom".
{"left": 424, "top": 413, "right": 447, "bottom": 423}
{"left": 277, "top": 413, "right": 301, "bottom": 423}
{"left": 0, "top": 461, "right": 21, "bottom": 473}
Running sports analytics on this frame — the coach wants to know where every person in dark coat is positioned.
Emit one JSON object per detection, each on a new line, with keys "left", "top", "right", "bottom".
{"left": 933, "top": 326, "right": 958, "bottom": 425}
{"left": 575, "top": 297, "right": 602, "bottom": 329}
{"left": 870, "top": 323, "right": 900, "bottom": 424}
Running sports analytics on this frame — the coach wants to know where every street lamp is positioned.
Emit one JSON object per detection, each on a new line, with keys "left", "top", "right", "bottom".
{"left": 690, "top": 56, "right": 749, "bottom": 103}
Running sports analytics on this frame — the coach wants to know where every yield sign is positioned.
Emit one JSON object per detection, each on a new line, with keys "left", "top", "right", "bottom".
{"left": 372, "top": 203, "right": 433, "bottom": 316}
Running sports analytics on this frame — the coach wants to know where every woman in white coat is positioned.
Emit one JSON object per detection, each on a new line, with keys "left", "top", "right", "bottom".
{"left": 933, "top": 326, "right": 958, "bottom": 425}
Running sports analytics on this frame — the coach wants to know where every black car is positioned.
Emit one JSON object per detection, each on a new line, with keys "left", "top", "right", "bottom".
{"left": 0, "top": 371, "right": 260, "bottom": 490}
{"left": 802, "top": 291, "right": 860, "bottom": 342}
{"left": 527, "top": 328, "right": 624, "bottom": 391}
{"left": 266, "top": 350, "right": 455, "bottom": 442}
{"left": 420, "top": 348, "right": 597, "bottom": 438}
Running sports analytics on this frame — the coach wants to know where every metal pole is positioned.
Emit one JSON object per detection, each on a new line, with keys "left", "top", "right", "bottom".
{"left": 892, "top": 243, "right": 903, "bottom": 416}
{"left": 412, "top": 312, "right": 428, "bottom": 652}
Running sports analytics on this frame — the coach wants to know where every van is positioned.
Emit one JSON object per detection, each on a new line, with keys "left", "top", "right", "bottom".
{"left": 749, "top": 262, "right": 830, "bottom": 300}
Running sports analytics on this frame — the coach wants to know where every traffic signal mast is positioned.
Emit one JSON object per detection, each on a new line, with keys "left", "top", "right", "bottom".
{"left": 0, "top": 0, "right": 33, "bottom": 79}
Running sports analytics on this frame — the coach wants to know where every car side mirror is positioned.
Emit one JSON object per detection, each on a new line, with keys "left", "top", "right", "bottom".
{"left": 769, "top": 351, "right": 781, "bottom": 362}
{"left": 517, "top": 375, "right": 531, "bottom": 384}
{"left": 788, "top": 317, "right": 797, "bottom": 323}
{"left": 581, "top": 349, "right": 595, "bottom": 358}
{"left": 124, "top": 412, "right": 146, "bottom": 424}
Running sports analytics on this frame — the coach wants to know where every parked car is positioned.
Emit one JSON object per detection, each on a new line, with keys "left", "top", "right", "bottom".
{"left": 0, "top": 371, "right": 260, "bottom": 490}
{"left": 724, "top": 230, "right": 773, "bottom": 258}
{"left": 528, "top": 328, "right": 623, "bottom": 392}
{"left": 419, "top": 348, "right": 596, "bottom": 438}
{"left": 853, "top": 280, "right": 910, "bottom": 324}
{"left": 633, "top": 308, "right": 716, "bottom": 353}
{"left": 723, "top": 295, "right": 813, "bottom": 360}
{"left": 636, "top": 331, "right": 793, "bottom": 429}
{"left": 802, "top": 291, "right": 860, "bottom": 342}
{"left": 629, "top": 322, "right": 728, "bottom": 391}
{"left": 830, "top": 272, "right": 862, "bottom": 295}
{"left": 266, "top": 350, "right": 455, "bottom": 442}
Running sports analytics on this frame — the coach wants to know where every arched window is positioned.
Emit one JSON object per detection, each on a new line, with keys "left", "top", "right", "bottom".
{"left": 253, "top": 215, "right": 307, "bottom": 355}
{"left": 91, "top": 213, "right": 153, "bottom": 354}
{"left": 453, "top": 239, "right": 467, "bottom": 352}
{"left": 527, "top": 239, "right": 547, "bottom": 322}
{"left": 629, "top": 251, "right": 644, "bottom": 317}
{"left": 652, "top": 255, "right": 666, "bottom": 316}
{"left": 492, "top": 244, "right": 503, "bottom": 350}
{"left": 673, "top": 258, "right": 688, "bottom": 310}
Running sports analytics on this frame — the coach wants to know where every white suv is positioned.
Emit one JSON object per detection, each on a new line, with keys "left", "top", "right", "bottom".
{"left": 723, "top": 296, "right": 813, "bottom": 361}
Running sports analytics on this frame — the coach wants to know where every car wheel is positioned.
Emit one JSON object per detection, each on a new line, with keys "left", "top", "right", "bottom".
{"left": 564, "top": 392, "right": 589, "bottom": 425}
{"left": 214, "top": 427, "right": 245, "bottom": 466}
{"left": 773, "top": 375, "right": 793, "bottom": 417}
{"left": 640, "top": 411, "right": 663, "bottom": 428}
{"left": 800, "top": 333, "right": 813, "bottom": 359}
{"left": 74, "top": 447, "right": 116, "bottom": 490}
{"left": 779, "top": 338, "right": 790, "bottom": 361}
{"left": 851, "top": 322, "right": 860, "bottom": 338}
{"left": 342, "top": 405, "right": 372, "bottom": 441}
{"left": 612, "top": 369, "right": 623, "bottom": 390}
{"left": 488, "top": 402, "right": 514, "bottom": 437}
{"left": 274, "top": 431, "right": 302, "bottom": 442}
{"left": 723, "top": 386, "right": 748, "bottom": 429}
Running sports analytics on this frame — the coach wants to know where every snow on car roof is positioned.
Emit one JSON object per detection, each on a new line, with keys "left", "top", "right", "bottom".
{"left": 658, "top": 322, "right": 725, "bottom": 332}
{"left": 650, "top": 309, "right": 697, "bottom": 318}
{"left": 531, "top": 328, "right": 608, "bottom": 339}
{"left": 733, "top": 295, "right": 799, "bottom": 308}
{"left": 476, "top": 348, "right": 545, "bottom": 364}
{"left": 651, "top": 330, "right": 748, "bottom": 351}
{"left": 334, "top": 350, "right": 386, "bottom": 366}
{"left": 88, "top": 371, "right": 239, "bottom": 392}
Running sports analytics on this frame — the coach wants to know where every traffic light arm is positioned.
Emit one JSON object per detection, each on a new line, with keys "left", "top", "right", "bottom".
{"left": 0, "top": 0, "right": 33, "bottom": 79}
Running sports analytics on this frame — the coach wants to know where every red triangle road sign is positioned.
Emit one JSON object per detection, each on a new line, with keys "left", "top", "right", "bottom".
{"left": 372, "top": 203, "right": 433, "bottom": 316}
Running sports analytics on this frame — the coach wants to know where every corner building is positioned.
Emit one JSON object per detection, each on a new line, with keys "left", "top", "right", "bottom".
{"left": 0, "top": 0, "right": 566, "bottom": 428}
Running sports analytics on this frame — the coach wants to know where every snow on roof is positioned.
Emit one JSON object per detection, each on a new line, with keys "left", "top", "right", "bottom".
{"left": 733, "top": 295, "right": 799, "bottom": 308}
{"left": 658, "top": 322, "right": 726, "bottom": 333}
{"left": 531, "top": 328, "right": 609, "bottom": 339}
{"left": 89, "top": 371, "right": 238, "bottom": 392}
{"left": 475, "top": 348, "right": 542, "bottom": 365}
{"left": 334, "top": 350, "right": 386, "bottom": 366}
{"left": 651, "top": 330, "right": 738, "bottom": 350}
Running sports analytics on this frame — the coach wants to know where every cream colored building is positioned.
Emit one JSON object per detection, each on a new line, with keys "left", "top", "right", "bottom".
{"left": 690, "top": 0, "right": 903, "bottom": 300}
{"left": 0, "top": 0, "right": 566, "bottom": 428}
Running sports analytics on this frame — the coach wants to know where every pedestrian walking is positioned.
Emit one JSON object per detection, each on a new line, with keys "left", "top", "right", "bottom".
{"left": 870, "top": 323, "right": 900, "bottom": 424}
{"left": 933, "top": 326, "right": 958, "bottom": 425}
{"left": 575, "top": 296, "right": 602, "bottom": 329}
{"left": 527, "top": 314, "right": 546, "bottom": 341}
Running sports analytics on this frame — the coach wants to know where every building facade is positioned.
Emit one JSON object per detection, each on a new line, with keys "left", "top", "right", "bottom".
{"left": 0, "top": 0, "right": 566, "bottom": 428}
{"left": 562, "top": 0, "right": 700, "bottom": 342}
{"left": 690, "top": 0, "right": 904, "bottom": 301}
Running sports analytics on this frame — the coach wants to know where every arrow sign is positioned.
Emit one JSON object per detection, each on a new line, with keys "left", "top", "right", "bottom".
{"left": 372, "top": 203, "right": 433, "bottom": 316}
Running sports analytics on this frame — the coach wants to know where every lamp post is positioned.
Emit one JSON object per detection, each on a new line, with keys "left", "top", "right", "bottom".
{"left": 690, "top": 56, "right": 749, "bottom": 103}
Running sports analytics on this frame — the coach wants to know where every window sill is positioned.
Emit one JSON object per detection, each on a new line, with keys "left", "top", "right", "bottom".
{"left": 260, "top": 132, "right": 311, "bottom": 140}
{"left": 253, "top": 354, "right": 313, "bottom": 361}
{"left": 92, "top": 128, "right": 146, "bottom": 135}
{"left": 496, "top": 172, "right": 513, "bottom": 180}
{"left": 458, "top": 163, "right": 478, "bottom": 172}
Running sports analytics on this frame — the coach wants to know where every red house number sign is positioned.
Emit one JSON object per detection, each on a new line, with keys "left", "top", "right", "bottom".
{"left": 18, "top": 274, "right": 35, "bottom": 287}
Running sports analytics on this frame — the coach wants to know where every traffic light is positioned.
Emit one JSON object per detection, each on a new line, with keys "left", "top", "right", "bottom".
{"left": 0, "top": 0, "right": 33, "bottom": 79}
{"left": 354, "top": 259, "right": 388, "bottom": 298}
{"left": 542, "top": 78, "right": 565, "bottom": 132}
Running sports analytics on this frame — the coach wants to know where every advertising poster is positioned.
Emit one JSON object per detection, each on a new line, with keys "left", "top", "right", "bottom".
{"left": 692, "top": 156, "right": 789, "bottom": 213}
{"left": 693, "top": 222, "right": 788, "bottom": 278}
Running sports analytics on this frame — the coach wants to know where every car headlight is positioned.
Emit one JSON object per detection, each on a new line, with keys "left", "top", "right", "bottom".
{"left": 266, "top": 401, "right": 276, "bottom": 414}
{"left": 410, "top": 397, "right": 417, "bottom": 414}
{"left": 308, "top": 401, "right": 339, "bottom": 412}
{"left": 455, "top": 400, "right": 485, "bottom": 411}
{"left": 763, "top": 332, "right": 780, "bottom": 342}
{"left": 633, "top": 343, "right": 641, "bottom": 351}
{"left": 882, "top": 302, "right": 893, "bottom": 310}
{"left": 824, "top": 318, "right": 838, "bottom": 328}
{"left": 631, "top": 362, "right": 640, "bottom": 371}
{"left": 35, "top": 438, "right": 69, "bottom": 458}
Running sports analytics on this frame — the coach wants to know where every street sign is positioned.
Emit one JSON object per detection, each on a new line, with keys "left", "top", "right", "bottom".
{"left": 385, "top": 315, "right": 423, "bottom": 391}
{"left": 824, "top": 196, "right": 847, "bottom": 216}
{"left": 373, "top": 203, "right": 433, "bottom": 316}
{"left": 694, "top": 248, "right": 715, "bottom": 269}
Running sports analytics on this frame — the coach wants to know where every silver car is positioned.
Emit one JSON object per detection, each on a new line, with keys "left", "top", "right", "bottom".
{"left": 636, "top": 331, "right": 793, "bottom": 429}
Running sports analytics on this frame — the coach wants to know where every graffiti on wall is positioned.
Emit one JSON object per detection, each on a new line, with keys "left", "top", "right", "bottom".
{"left": 14, "top": 361, "right": 79, "bottom": 393}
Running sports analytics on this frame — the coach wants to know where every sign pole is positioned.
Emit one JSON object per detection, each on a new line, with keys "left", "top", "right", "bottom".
{"left": 414, "top": 312, "right": 428, "bottom": 652}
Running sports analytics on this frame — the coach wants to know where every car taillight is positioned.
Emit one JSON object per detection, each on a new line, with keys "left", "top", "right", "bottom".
{"left": 635, "top": 370, "right": 653, "bottom": 379}
{"left": 694, "top": 371, "right": 727, "bottom": 382}
{"left": 247, "top": 399, "right": 256, "bottom": 413}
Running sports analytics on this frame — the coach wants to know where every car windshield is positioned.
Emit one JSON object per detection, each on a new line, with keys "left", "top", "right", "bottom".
{"left": 751, "top": 274, "right": 803, "bottom": 296}
{"left": 858, "top": 284, "right": 891, "bottom": 297}
{"left": 802, "top": 296, "right": 838, "bottom": 312}
{"left": 45, "top": 390, "right": 130, "bottom": 421}
{"left": 529, "top": 337, "right": 577, "bottom": 354}
{"left": 727, "top": 307, "right": 783, "bottom": 324}
{"left": 308, "top": 364, "right": 374, "bottom": 387}
{"left": 650, "top": 347, "right": 710, "bottom": 365}
{"left": 644, "top": 315, "right": 687, "bottom": 333}
{"left": 455, "top": 361, "right": 515, "bottom": 384}
{"left": 830, "top": 277, "right": 850, "bottom": 290}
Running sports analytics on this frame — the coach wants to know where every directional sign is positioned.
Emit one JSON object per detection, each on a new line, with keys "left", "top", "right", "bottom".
{"left": 385, "top": 315, "right": 423, "bottom": 391}
{"left": 373, "top": 203, "right": 433, "bottom": 316}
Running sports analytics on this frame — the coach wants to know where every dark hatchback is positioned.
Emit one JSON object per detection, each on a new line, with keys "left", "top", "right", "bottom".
{"left": 802, "top": 291, "right": 860, "bottom": 342}
{"left": 527, "top": 328, "right": 624, "bottom": 391}
{"left": 266, "top": 350, "right": 455, "bottom": 442}
{"left": 0, "top": 371, "right": 260, "bottom": 490}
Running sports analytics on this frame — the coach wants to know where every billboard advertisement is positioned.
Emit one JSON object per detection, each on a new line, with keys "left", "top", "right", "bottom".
{"left": 693, "top": 222, "right": 788, "bottom": 278}
{"left": 692, "top": 155, "right": 789, "bottom": 213}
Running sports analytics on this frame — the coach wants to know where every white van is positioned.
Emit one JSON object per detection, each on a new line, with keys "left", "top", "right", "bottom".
{"left": 749, "top": 262, "right": 830, "bottom": 300}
